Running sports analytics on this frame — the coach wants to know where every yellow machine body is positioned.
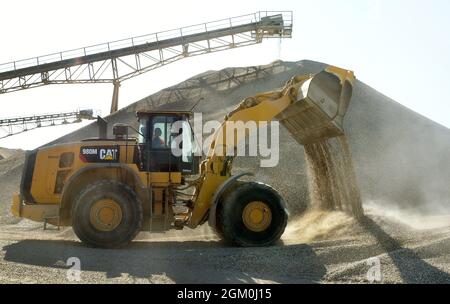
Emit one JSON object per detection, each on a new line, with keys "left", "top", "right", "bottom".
{"left": 12, "top": 141, "right": 181, "bottom": 227}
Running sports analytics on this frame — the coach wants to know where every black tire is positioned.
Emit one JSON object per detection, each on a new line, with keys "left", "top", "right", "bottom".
{"left": 71, "top": 180, "right": 143, "bottom": 249}
{"left": 214, "top": 210, "right": 226, "bottom": 242}
{"left": 219, "top": 182, "right": 288, "bottom": 247}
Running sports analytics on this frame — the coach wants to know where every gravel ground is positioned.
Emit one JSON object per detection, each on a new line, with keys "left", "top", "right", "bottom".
{"left": 0, "top": 208, "right": 449, "bottom": 284}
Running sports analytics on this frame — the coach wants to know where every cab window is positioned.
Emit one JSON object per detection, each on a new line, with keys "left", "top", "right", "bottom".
{"left": 138, "top": 117, "right": 148, "bottom": 145}
{"left": 151, "top": 116, "right": 176, "bottom": 149}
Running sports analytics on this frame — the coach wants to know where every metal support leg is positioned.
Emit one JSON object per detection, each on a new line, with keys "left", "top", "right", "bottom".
{"left": 110, "top": 80, "right": 120, "bottom": 114}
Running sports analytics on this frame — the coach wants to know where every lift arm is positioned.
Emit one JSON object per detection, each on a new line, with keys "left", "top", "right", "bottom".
{"left": 188, "top": 65, "right": 356, "bottom": 227}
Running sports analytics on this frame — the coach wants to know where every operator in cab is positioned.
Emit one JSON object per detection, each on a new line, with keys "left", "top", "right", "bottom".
{"left": 152, "top": 127, "right": 165, "bottom": 148}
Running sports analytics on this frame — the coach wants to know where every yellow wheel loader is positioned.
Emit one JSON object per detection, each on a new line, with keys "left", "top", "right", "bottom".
{"left": 11, "top": 65, "right": 355, "bottom": 248}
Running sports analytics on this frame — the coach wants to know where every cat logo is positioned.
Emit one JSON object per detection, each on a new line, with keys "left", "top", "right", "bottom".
{"left": 99, "top": 148, "right": 118, "bottom": 161}
{"left": 80, "top": 146, "right": 120, "bottom": 163}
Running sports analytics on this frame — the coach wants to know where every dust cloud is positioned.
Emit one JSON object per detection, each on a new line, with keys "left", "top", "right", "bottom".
{"left": 283, "top": 135, "right": 365, "bottom": 243}
{"left": 283, "top": 210, "right": 360, "bottom": 243}
{"left": 365, "top": 200, "right": 450, "bottom": 231}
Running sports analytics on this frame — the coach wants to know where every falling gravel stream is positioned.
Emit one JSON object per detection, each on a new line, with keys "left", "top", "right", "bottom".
{"left": 304, "top": 135, "right": 363, "bottom": 218}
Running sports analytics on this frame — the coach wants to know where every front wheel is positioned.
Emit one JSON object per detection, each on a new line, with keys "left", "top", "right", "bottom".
{"left": 219, "top": 182, "right": 288, "bottom": 247}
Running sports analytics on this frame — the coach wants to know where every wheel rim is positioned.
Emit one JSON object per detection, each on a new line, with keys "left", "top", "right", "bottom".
{"left": 89, "top": 199, "right": 123, "bottom": 232}
{"left": 242, "top": 201, "right": 272, "bottom": 232}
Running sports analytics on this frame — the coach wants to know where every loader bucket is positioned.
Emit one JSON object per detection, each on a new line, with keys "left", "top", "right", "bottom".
{"left": 277, "top": 66, "right": 355, "bottom": 145}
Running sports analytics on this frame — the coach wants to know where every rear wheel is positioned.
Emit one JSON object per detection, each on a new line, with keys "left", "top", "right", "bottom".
{"left": 219, "top": 182, "right": 288, "bottom": 247}
{"left": 72, "top": 180, "right": 143, "bottom": 248}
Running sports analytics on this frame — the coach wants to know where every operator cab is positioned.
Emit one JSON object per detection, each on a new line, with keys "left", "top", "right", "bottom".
{"left": 136, "top": 111, "right": 200, "bottom": 174}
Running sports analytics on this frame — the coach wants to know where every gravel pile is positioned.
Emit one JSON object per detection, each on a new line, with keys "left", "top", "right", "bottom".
{"left": 0, "top": 148, "right": 24, "bottom": 225}
{"left": 45, "top": 59, "right": 450, "bottom": 216}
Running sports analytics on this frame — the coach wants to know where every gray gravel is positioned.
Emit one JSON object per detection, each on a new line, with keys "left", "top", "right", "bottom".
{"left": 0, "top": 208, "right": 449, "bottom": 283}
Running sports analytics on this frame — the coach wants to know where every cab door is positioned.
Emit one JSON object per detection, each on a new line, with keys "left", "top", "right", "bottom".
{"left": 148, "top": 115, "right": 179, "bottom": 172}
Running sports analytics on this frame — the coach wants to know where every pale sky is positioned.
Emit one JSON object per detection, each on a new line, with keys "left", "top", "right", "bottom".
{"left": 1, "top": 0, "right": 450, "bottom": 149}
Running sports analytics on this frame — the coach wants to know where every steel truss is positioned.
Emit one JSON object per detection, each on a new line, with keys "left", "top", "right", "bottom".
{"left": 0, "top": 11, "right": 292, "bottom": 113}
{"left": 0, "top": 109, "right": 95, "bottom": 139}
